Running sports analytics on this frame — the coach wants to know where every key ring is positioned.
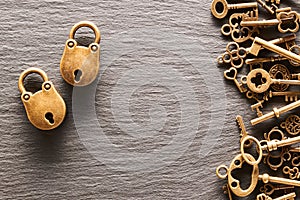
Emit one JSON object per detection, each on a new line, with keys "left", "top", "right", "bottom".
{"left": 241, "top": 136, "right": 263, "bottom": 166}
{"left": 216, "top": 165, "right": 229, "bottom": 179}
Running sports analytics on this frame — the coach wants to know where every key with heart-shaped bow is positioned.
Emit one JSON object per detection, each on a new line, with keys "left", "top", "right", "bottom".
{"left": 224, "top": 67, "right": 247, "bottom": 93}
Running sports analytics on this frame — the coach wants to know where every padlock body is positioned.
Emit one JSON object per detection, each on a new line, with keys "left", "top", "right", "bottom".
{"left": 60, "top": 40, "right": 100, "bottom": 86}
{"left": 22, "top": 82, "right": 66, "bottom": 130}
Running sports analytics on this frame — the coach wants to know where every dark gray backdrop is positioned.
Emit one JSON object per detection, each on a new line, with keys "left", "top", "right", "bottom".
{"left": 1, "top": 0, "right": 300, "bottom": 199}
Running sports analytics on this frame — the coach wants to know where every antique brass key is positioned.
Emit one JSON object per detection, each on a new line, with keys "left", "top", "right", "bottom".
{"left": 241, "top": 135, "right": 300, "bottom": 165}
{"left": 257, "top": 192, "right": 296, "bottom": 200}
{"left": 244, "top": 68, "right": 300, "bottom": 93}
{"left": 217, "top": 153, "right": 300, "bottom": 197}
{"left": 241, "top": 11, "right": 300, "bottom": 33}
{"left": 18, "top": 68, "right": 66, "bottom": 130}
{"left": 251, "top": 100, "right": 300, "bottom": 125}
{"left": 211, "top": 0, "right": 257, "bottom": 19}
{"left": 249, "top": 37, "right": 300, "bottom": 64}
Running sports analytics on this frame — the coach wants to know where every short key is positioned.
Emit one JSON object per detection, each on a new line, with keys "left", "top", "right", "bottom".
{"left": 260, "top": 183, "right": 295, "bottom": 196}
{"left": 257, "top": 192, "right": 296, "bottom": 200}
{"left": 224, "top": 67, "right": 247, "bottom": 93}
{"left": 211, "top": 0, "right": 257, "bottom": 19}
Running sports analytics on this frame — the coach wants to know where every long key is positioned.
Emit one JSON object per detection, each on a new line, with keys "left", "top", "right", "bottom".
{"left": 242, "top": 35, "right": 296, "bottom": 56}
{"left": 211, "top": 0, "right": 257, "bottom": 19}
{"left": 241, "top": 135, "right": 300, "bottom": 166}
{"left": 241, "top": 10, "right": 299, "bottom": 33}
{"left": 224, "top": 67, "right": 247, "bottom": 93}
{"left": 236, "top": 115, "right": 252, "bottom": 147}
{"left": 249, "top": 37, "right": 300, "bottom": 64}
{"left": 246, "top": 56, "right": 287, "bottom": 65}
{"left": 245, "top": 68, "right": 300, "bottom": 93}
{"left": 251, "top": 99, "right": 300, "bottom": 125}
{"left": 219, "top": 153, "right": 296, "bottom": 197}
{"left": 220, "top": 35, "right": 297, "bottom": 66}
{"left": 263, "top": 136, "right": 300, "bottom": 152}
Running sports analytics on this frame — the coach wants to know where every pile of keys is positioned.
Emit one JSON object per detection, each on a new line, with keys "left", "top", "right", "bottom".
{"left": 212, "top": 0, "right": 300, "bottom": 199}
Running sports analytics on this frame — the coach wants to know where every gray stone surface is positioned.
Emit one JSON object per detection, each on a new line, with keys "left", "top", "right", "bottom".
{"left": 1, "top": 0, "right": 300, "bottom": 199}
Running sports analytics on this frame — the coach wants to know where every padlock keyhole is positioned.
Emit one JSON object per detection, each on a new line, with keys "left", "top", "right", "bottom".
{"left": 74, "top": 69, "right": 83, "bottom": 82}
{"left": 45, "top": 112, "right": 54, "bottom": 125}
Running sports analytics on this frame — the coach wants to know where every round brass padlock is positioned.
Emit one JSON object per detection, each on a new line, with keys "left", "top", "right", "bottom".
{"left": 60, "top": 21, "right": 101, "bottom": 86}
{"left": 19, "top": 67, "right": 66, "bottom": 130}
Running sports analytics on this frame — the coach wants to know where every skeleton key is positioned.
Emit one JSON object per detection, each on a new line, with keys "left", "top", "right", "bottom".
{"left": 245, "top": 35, "right": 296, "bottom": 55}
{"left": 241, "top": 135, "right": 300, "bottom": 165}
{"left": 259, "top": 173, "right": 300, "bottom": 188}
{"left": 257, "top": 192, "right": 296, "bottom": 200}
{"left": 236, "top": 115, "right": 253, "bottom": 147}
{"left": 220, "top": 35, "right": 297, "bottom": 66}
{"left": 246, "top": 56, "right": 287, "bottom": 66}
{"left": 251, "top": 99, "right": 300, "bottom": 125}
{"left": 224, "top": 67, "right": 247, "bottom": 93}
{"left": 244, "top": 68, "right": 300, "bottom": 94}
{"left": 241, "top": 11, "right": 300, "bottom": 33}
{"left": 260, "top": 183, "right": 295, "bottom": 196}
{"left": 217, "top": 153, "right": 298, "bottom": 197}
{"left": 211, "top": 0, "right": 257, "bottom": 19}
{"left": 249, "top": 37, "right": 300, "bottom": 64}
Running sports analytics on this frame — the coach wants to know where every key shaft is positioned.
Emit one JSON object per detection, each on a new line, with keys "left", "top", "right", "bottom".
{"left": 261, "top": 136, "right": 300, "bottom": 152}
{"left": 259, "top": 173, "right": 300, "bottom": 187}
{"left": 251, "top": 100, "right": 300, "bottom": 125}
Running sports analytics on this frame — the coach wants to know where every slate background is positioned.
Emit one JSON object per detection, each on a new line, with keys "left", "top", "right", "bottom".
{"left": 1, "top": 0, "right": 300, "bottom": 199}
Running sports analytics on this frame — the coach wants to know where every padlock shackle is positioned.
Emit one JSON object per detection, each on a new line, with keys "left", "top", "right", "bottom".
{"left": 18, "top": 67, "right": 49, "bottom": 94}
{"left": 69, "top": 21, "right": 101, "bottom": 44}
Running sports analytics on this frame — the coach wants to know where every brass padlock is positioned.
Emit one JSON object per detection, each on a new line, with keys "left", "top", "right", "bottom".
{"left": 18, "top": 68, "right": 66, "bottom": 130}
{"left": 60, "top": 21, "right": 101, "bottom": 86}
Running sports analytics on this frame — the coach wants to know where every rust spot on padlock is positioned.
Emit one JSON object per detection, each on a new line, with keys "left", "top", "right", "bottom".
{"left": 60, "top": 21, "right": 101, "bottom": 86}
{"left": 18, "top": 67, "right": 66, "bottom": 130}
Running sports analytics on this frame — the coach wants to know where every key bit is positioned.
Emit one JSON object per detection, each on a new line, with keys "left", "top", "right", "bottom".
{"left": 236, "top": 115, "right": 253, "bottom": 147}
